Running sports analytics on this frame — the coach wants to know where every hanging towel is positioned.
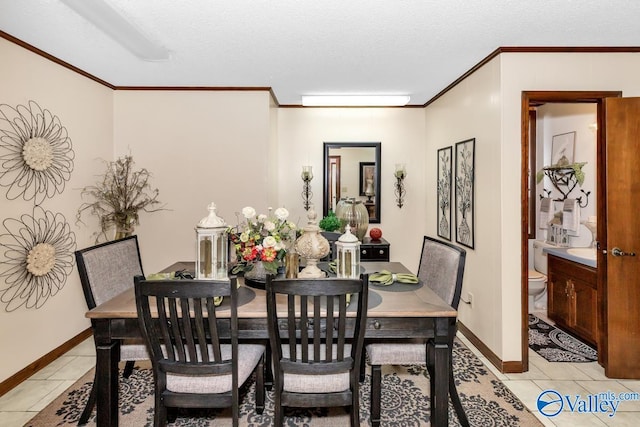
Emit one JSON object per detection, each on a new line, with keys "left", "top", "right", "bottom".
{"left": 538, "top": 198, "right": 555, "bottom": 229}
{"left": 562, "top": 198, "right": 580, "bottom": 235}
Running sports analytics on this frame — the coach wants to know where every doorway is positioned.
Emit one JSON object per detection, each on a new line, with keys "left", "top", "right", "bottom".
{"left": 520, "top": 91, "right": 621, "bottom": 371}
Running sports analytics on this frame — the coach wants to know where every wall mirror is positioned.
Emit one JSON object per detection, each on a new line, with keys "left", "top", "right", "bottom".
{"left": 323, "top": 142, "right": 381, "bottom": 223}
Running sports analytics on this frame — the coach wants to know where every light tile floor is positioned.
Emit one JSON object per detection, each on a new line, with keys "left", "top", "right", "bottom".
{"left": 1, "top": 312, "right": 639, "bottom": 426}
{"left": 457, "top": 311, "right": 640, "bottom": 426}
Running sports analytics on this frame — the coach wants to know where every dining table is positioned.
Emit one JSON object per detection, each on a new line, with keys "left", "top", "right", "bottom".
{"left": 86, "top": 261, "right": 457, "bottom": 427}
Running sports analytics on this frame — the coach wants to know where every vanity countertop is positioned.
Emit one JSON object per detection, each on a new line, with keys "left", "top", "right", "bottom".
{"left": 544, "top": 246, "right": 597, "bottom": 268}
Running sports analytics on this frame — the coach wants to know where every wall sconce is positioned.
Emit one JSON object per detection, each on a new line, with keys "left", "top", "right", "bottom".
{"left": 301, "top": 165, "right": 313, "bottom": 210}
{"left": 394, "top": 163, "right": 407, "bottom": 208}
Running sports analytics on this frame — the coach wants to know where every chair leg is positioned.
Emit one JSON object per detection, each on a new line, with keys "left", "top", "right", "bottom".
{"left": 77, "top": 371, "right": 98, "bottom": 425}
{"left": 359, "top": 349, "right": 367, "bottom": 382}
{"left": 166, "top": 408, "right": 177, "bottom": 423}
{"left": 449, "top": 360, "right": 470, "bottom": 427}
{"left": 255, "top": 353, "right": 265, "bottom": 414}
{"left": 265, "top": 343, "right": 273, "bottom": 391}
{"left": 123, "top": 360, "right": 135, "bottom": 378}
{"left": 370, "top": 364, "right": 382, "bottom": 427}
{"left": 273, "top": 385, "right": 283, "bottom": 427}
{"left": 154, "top": 391, "right": 166, "bottom": 427}
{"left": 351, "top": 383, "right": 361, "bottom": 427}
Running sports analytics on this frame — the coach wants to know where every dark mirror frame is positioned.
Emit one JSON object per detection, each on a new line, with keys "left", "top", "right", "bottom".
{"left": 323, "top": 142, "right": 381, "bottom": 223}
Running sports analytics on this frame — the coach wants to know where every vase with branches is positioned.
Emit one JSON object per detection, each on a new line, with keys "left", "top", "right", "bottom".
{"left": 76, "top": 155, "right": 165, "bottom": 241}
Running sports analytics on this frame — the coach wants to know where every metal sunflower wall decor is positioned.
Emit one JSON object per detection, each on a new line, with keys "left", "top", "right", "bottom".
{"left": 0, "top": 206, "right": 76, "bottom": 311}
{"left": 0, "top": 100, "right": 77, "bottom": 311}
{"left": 0, "top": 100, "right": 75, "bottom": 203}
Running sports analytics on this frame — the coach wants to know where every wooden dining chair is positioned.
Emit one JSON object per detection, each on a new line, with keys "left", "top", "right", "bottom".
{"left": 75, "top": 235, "right": 150, "bottom": 425}
{"left": 366, "top": 236, "right": 468, "bottom": 427}
{"left": 266, "top": 273, "right": 369, "bottom": 427}
{"left": 134, "top": 275, "right": 265, "bottom": 427}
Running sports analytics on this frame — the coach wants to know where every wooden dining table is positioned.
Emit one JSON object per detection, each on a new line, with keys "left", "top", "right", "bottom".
{"left": 86, "top": 261, "right": 457, "bottom": 427}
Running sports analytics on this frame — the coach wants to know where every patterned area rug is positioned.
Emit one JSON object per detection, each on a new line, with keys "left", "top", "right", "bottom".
{"left": 528, "top": 314, "right": 598, "bottom": 362}
{"left": 26, "top": 339, "right": 542, "bottom": 426}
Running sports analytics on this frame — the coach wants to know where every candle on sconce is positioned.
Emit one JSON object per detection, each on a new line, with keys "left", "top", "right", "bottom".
{"left": 395, "top": 163, "right": 407, "bottom": 179}
{"left": 301, "top": 165, "right": 313, "bottom": 181}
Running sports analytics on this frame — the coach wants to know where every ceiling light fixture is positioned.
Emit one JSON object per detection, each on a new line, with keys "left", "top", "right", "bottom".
{"left": 60, "top": 0, "right": 170, "bottom": 61}
{"left": 301, "top": 95, "right": 411, "bottom": 107}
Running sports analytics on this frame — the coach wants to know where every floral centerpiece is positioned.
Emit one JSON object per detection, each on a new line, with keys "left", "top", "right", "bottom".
{"left": 228, "top": 206, "right": 298, "bottom": 275}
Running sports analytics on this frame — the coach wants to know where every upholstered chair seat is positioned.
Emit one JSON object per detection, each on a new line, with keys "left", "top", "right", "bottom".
{"left": 165, "top": 344, "right": 265, "bottom": 394}
{"left": 281, "top": 344, "right": 352, "bottom": 393}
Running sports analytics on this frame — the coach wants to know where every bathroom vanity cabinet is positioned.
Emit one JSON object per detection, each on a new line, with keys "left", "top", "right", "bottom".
{"left": 547, "top": 254, "right": 598, "bottom": 346}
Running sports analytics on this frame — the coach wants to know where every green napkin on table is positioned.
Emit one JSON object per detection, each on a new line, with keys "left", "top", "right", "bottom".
{"left": 369, "top": 270, "right": 419, "bottom": 286}
{"left": 146, "top": 271, "right": 223, "bottom": 306}
{"left": 327, "top": 261, "right": 337, "bottom": 274}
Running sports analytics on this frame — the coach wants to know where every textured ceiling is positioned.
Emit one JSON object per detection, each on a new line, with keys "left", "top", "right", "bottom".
{"left": 1, "top": 0, "right": 639, "bottom": 105}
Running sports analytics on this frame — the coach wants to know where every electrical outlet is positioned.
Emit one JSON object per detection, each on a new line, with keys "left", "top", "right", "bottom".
{"left": 468, "top": 292, "right": 474, "bottom": 308}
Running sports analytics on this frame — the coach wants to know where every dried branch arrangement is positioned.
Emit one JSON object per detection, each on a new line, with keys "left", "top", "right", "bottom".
{"left": 77, "top": 155, "right": 165, "bottom": 241}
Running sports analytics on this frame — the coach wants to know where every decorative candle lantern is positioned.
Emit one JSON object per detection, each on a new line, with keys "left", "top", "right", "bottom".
{"left": 335, "top": 225, "right": 361, "bottom": 279}
{"left": 195, "top": 202, "right": 228, "bottom": 280}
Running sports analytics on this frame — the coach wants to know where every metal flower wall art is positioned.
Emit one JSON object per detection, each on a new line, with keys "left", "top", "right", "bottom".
{"left": 0, "top": 100, "right": 77, "bottom": 311}
{"left": 0, "top": 206, "right": 76, "bottom": 311}
{"left": 0, "top": 100, "right": 75, "bottom": 204}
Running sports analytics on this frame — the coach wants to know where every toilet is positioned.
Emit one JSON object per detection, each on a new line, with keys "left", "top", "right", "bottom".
{"left": 528, "top": 240, "right": 552, "bottom": 311}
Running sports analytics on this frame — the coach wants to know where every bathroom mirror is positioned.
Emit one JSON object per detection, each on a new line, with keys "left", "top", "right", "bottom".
{"left": 323, "top": 142, "right": 381, "bottom": 223}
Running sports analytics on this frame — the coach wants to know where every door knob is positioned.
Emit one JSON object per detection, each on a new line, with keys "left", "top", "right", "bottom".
{"left": 611, "top": 247, "right": 636, "bottom": 257}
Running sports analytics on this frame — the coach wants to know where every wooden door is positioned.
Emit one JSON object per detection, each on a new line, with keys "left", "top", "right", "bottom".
{"left": 602, "top": 97, "right": 640, "bottom": 378}
{"left": 328, "top": 156, "right": 341, "bottom": 213}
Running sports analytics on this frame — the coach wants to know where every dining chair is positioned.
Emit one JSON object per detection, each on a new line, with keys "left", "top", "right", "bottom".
{"left": 366, "top": 235, "right": 468, "bottom": 427}
{"left": 134, "top": 275, "right": 265, "bottom": 427}
{"left": 266, "top": 273, "right": 369, "bottom": 427}
{"left": 75, "top": 235, "right": 150, "bottom": 425}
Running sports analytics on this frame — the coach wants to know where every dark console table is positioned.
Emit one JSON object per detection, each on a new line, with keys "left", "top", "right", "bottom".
{"left": 360, "top": 237, "right": 390, "bottom": 261}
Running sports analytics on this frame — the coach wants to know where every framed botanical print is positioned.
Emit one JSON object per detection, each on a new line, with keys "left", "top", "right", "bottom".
{"left": 551, "top": 131, "right": 576, "bottom": 166}
{"left": 455, "top": 138, "right": 475, "bottom": 249}
{"left": 437, "top": 146, "right": 452, "bottom": 240}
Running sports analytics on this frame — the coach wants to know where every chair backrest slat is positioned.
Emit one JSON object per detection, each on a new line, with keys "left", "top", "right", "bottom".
{"left": 325, "top": 295, "right": 334, "bottom": 360}
{"left": 181, "top": 297, "right": 198, "bottom": 362}
{"left": 153, "top": 297, "right": 171, "bottom": 361}
{"left": 209, "top": 298, "right": 224, "bottom": 362}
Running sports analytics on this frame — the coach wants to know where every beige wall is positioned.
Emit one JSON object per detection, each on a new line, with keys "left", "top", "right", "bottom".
{"left": 424, "top": 57, "right": 504, "bottom": 357}
{"left": 112, "top": 90, "right": 273, "bottom": 274}
{"left": 277, "top": 108, "right": 427, "bottom": 270}
{"left": 0, "top": 38, "right": 113, "bottom": 382}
